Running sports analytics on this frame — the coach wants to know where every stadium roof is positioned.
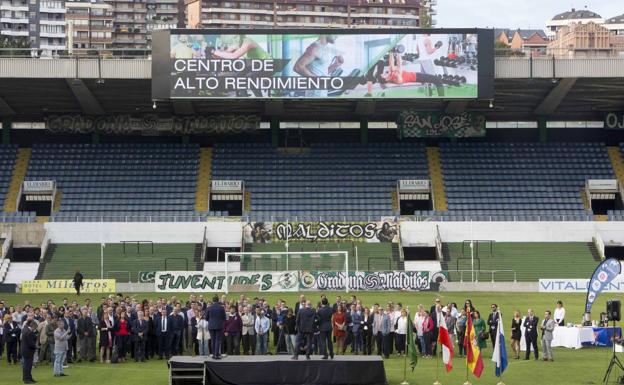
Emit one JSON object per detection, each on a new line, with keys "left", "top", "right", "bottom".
{"left": 552, "top": 8, "right": 602, "bottom": 21}
{"left": 1, "top": 57, "right": 624, "bottom": 122}
{"left": 2, "top": 77, "right": 624, "bottom": 122}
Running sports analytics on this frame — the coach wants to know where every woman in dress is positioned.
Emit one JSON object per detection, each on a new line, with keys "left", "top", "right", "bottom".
{"left": 473, "top": 310, "right": 487, "bottom": 350}
{"left": 332, "top": 305, "right": 347, "bottom": 354}
{"left": 510, "top": 310, "right": 522, "bottom": 359}
{"left": 114, "top": 309, "right": 131, "bottom": 362}
{"left": 99, "top": 306, "right": 115, "bottom": 363}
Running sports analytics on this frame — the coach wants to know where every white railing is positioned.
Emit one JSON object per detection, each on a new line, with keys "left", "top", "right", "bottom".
{"left": 593, "top": 233, "right": 606, "bottom": 261}
{"left": 39, "top": 230, "right": 50, "bottom": 262}
{"left": 2, "top": 227, "right": 12, "bottom": 260}
{"left": 445, "top": 269, "right": 517, "bottom": 283}
{"left": 435, "top": 224, "right": 443, "bottom": 261}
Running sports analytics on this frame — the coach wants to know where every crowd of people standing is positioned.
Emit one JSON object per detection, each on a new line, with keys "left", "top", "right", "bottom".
{"left": 0, "top": 293, "right": 566, "bottom": 383}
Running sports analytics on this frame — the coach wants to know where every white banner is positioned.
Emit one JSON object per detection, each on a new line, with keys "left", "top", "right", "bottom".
{"left": 23, "top": 180, "right": 55, "bottom": 193}
{"left": 399, "top": 179, "right": 430, "bottom": 191}
{"left": 539, "top": 277, "right": 624, "bottom": 293}
{"left": 587, "top": 179, "right": 618, "bottom": 191}
{"left": 211, "top": 180, "right": 243, "bottom": 192}
{"left": 154, "top": 271, "right": 298, "bottom": 292}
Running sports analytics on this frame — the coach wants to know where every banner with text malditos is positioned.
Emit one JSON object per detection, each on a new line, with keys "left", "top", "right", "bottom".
{"left": 22, "top": 279, "right": 116, "bottom": 294}
{"left": 299, "top": 271, "right": 431, "bottom": 291}
{"left": 154, "top": 271, "right": 299, "bottom": 292}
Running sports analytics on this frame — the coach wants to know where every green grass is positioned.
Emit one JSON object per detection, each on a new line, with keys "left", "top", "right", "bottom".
{"left": 446, "top": 242, "right": 598, "bottom": 282}
{"left": 0, "top": 291, "right": 617, "bottom": 385}
{"left": 40, "top": 243, "right": 198, "bottom": 282}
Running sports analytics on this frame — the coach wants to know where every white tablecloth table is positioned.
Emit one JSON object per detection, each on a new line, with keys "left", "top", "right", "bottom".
{"left": 520, "top": 323, "right": 595, "bottom": 350}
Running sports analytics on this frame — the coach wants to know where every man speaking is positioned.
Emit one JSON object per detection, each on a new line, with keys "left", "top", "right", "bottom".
{"left": 206, "top": 296, "right": 226, "bottom": 359}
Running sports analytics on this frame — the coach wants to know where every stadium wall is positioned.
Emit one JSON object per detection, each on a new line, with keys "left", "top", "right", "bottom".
{"left": 43, "top": 221, "right": 242, "bottom": 247}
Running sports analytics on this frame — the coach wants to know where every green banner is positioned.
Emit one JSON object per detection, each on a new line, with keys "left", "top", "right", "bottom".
{"left": 397, "top": 111, "right": 486, "bottom": 138}
{"left": 299, "top": 271, "right": 431, "bottom": 291}
{"left": 243, "top": 220, "right": 399, "bottom": 243}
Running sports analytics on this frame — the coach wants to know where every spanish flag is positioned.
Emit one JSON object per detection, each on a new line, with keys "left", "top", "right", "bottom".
{"left": 464, "top": 311, "right": 484, "bottom": 378}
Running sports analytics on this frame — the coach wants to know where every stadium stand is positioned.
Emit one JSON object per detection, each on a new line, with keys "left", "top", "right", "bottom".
{"left": 432, "top": 142, "right": 614, "bottom": 221}
{"left": 212, "top": 142, "right": 429, "bottom": 221}
{"left": 23, "top": 143, "right": 200, "bottom": 220}
{"left": 37, "top": 243, "right": 201, "bottom": 282}
{"left": 242, "top": 242, "right": 401, "bottom": 271}
{"left": 443, "top": 242, "right": 599, "bottom": 281}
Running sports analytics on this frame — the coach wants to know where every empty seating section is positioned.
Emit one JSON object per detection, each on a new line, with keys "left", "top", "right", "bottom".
{"left": 0, "top": 145, "right": 17, "bottom": 207}
{"left": 25, "top": 144, "right": 199, "bottom": 220}
{"left": 242, "top": 242, "right": 398, "bottom": 271}
{"left": 445, "top": 242, "right": 598, "bottom": 282}
{"left": 39, "top": 243, "right": 198, "bottom": 282}
{"left": 438, "top": 142, "right": 613, "bottom": 221}
{"left": 212, "top": 143, "right": 429, "bottom": 221}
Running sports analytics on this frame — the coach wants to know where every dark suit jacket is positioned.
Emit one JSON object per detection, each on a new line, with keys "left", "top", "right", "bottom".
{"left": 155, "top": 315, "right": 173, "bottom": 336}
{"left": 20, "top": 326, "right": 37, "bottom": 358}
{"left": 296, "top": 307, "right": 316, "bottom": 334}
{"left": 206, "top": 303, "right": 226, "bottom": 331}
{"left": 317, "top": 306, "right": 333, "bottom": 332}
{"left": 77, "top": 316, "right": 95, "bottom": 337}
{"left": 171, "top": 314, "right": 185, "bottom": 332}
{"left": 487, "top": 312, "right": 499, "bottom": 331}
{"left": 132, "top": 319, "right": 149, "bottom": 341}
{"left": 523, "top": 316, "right": 539, "bottom": 338}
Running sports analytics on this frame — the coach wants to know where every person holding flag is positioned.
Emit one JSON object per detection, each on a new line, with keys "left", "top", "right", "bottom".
{"left": 438, "top": 313, "right": 454, "bottom": 373}
{"left": 400, "top": 307, "right": 418, "bottom": 385}
{"left": 491, "top": 309, "right": 508, "bottom": 385}
{"left": 464, "top": 309, "right": 484, "bottom": 383}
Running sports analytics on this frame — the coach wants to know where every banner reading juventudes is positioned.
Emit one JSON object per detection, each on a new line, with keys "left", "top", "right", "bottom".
{"left": 152, "top": 29, "right": 495, "bottom": 100}
{"left": 299, "top": 271, "right": 431, "bottom": 291}
{"left": 154, "top": 271, "right": 299, "bottom": 292}
{"left": 22, "top": 279, "right": 116, "bottom": 294}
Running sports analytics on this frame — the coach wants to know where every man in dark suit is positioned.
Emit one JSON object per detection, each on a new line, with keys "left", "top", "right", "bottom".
{"left": 170, "top": 308, "right": 185, "bottom": 356}
{"left": 292, "top": 300, "right": 316, "bottom": 360}
{"left": 206, "top": 296, "right": 226, "bottom": 360}
{"left": 132, "top": 311, "right": 149, "bottom": 362}
{"left": 294, "top": 295, "right": 306, "bottom": 315}
{"left": 523, "top": 309, "right": 539, "bottom": 360}
{"left": 21, "top": 319, "right": 37, "bottom": 384}
{"left": 156, "top": 308, "right": 173, "bottom": 359}
{"left": 317, "top": 298, "right": 334, "bottom": 359}
{"left": 487, "top": 304, "right": 500, "bottom": 349}
{"left": 61, "top": 310, "right": 77, "bottom": 363}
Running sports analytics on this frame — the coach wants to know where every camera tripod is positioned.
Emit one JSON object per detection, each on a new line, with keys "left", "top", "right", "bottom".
{"left": 603, "top": 320, "right": 624, "bottom": 384}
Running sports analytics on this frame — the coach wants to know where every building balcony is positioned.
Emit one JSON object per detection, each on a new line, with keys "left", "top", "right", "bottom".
{"left": 39, "top": 6, "right": 66, "bottom": 14}
{"left": 201, "top": 18, "right": 273, "bottom": 26}
{"left": 350, "top": 12, "right": 418, "bottom": 19}
{"left": 155, "top": 9, "right": 178, "bottom": 14}
{"left": 40, "top": 19, "right": 66, "bottom": 26}
{"left": 40, "top": 31, "right": 65, "bottom": 38}
{"left": 40, "top": 43, "right": 66, "bottom": 50}
{"left": 115, "top": 17, "right": 147, "bottom": 23}
{"left": 0, "top": 16, "right": 28, "bottom": 24}
{"left": 0, "top": 4, "right": 28, "bottom": 12}
{"left": 202, "top": 7, "right": 272, "bottom": 16}
{"left": 0, "top": 28, "right": 28, "bottom": 36}
{"left": 276, "top": 10, "right": 346, "bottom": 18}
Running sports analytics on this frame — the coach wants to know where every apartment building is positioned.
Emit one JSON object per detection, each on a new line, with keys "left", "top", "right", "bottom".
{"left": 186, "top": 0, "right": 435, "bottom": 30}
{"left": 1, "top": 0, "right": 66, "bottom": 51}
{"left": 66, "top": 1, "right": 113, "bottom": 51}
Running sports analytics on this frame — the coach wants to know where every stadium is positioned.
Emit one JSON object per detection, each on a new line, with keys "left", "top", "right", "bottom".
{"left": 1, "top": 1, "right": 624, "bottom": 385}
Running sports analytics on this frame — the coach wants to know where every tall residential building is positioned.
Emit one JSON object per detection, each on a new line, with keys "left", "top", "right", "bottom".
{"left": 545, "top": 8, "right": 603, "bottom": 39}
{"left": 186, "top": 0, "right": 431, "bottom": 30}
{"left": 147, "top": 0, "right": 184, "bottom": 46}
{"left": 1, "top": 0, "right": 66, "bottom": 51}
{"left": 66, "top": 1, "right": 113, "bottom": 51}
{"left": 106, "top": 0, "right": 147, "bottom": 49}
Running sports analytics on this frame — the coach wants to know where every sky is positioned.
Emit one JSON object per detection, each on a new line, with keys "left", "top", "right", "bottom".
{"left": 436, "top": 0, "right": 622, "bottom": 29}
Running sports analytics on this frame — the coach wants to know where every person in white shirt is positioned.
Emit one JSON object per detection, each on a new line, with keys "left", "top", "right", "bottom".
{"left": 254, "top": 309, "right": 270, "bottom": 355}
{"left": 196, "top": 315, "right": 210, "bottom": 356}
{"left": 395, "top": 309, "right": 408, "bottom": 356}
{"left": 413, "top": 306, "right": 425, "bottom": 356}
{"left": 554, "top": 301, "right": 565, "bottom": 326}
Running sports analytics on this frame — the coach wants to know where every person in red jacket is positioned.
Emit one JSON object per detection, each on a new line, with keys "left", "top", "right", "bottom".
{"left": 224, "top": 305, "right": 242, "bottom": 356}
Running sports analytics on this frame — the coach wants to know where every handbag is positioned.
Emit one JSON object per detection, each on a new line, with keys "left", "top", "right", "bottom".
{"left": 479, "top": 331, "right": 489, "bottom": 340}
{"left": 111, "top": 344, "right": 119, "bottom": 363}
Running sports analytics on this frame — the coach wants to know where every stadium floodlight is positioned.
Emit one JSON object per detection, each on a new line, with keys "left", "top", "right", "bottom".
{"left": 224, "top": 251, "right": 349, "bottom": 294}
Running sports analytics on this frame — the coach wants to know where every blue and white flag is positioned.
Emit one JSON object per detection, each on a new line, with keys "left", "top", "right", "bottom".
{"left": 585, "top": 258, "right": 621, "bottom": 314}
{"left": 491, "top": 312, "right": 508, "bottom": 377}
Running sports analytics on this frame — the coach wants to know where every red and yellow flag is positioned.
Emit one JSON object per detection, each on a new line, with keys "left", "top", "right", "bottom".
{"left": 464, "top": 311, "right": 484, "bottom": 378}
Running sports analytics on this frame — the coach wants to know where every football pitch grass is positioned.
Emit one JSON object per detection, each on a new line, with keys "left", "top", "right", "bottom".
{"left": 0, "top": 291, "right": 617, "bottom": 385}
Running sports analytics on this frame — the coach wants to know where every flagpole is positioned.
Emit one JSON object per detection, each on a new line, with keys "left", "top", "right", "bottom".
{"left": 400, "top": 307, "right": 409, "bottom": 385}
{"left": 463, "top": 311, "right": 472, "bottom": 385}
{"left": 434, "top": 314, "right": 441, "bottom": 385}
{"left": 496, "top": 311, "right": 505, "bottom": 385}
